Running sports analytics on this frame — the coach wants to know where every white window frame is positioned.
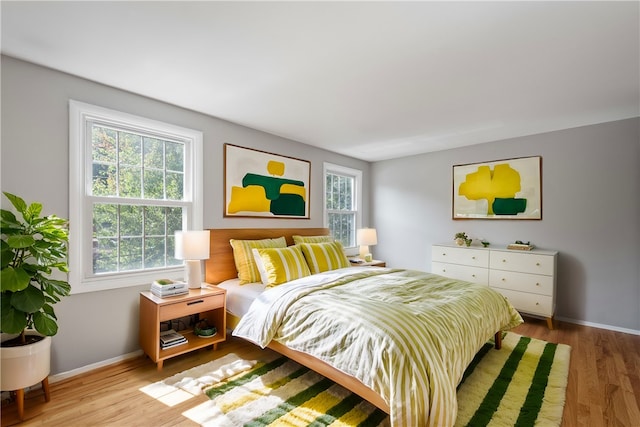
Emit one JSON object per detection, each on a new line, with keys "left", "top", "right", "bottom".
{"left": 323, "top": 162, "right": 362, "bottom": 256}
{"left": 69, "top": 100, "right": 203, "bottom": 293}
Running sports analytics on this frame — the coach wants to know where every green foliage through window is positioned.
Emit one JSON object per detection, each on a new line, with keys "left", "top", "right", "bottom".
{"left": 325, "top": 171, "right": 357, "bottom": 248}
{"left": 90, "top": 122, "right": 187, "bottom": 275}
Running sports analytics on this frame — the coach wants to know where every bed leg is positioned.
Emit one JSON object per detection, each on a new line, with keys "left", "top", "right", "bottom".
{"left": 494, "top": 332, "right": 502, "bottom": 350}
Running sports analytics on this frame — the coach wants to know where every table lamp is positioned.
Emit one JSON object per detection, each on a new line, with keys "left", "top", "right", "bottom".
{"left": 356, "top": 228, "right": 377, "bottom": 261}
{"left": 175, "top": 230, "right": 210, "bottom": 289}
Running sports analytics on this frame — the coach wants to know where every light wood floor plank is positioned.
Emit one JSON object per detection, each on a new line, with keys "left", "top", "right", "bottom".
{"left": 1, "top": 316, "right": 638, "bottom": 426}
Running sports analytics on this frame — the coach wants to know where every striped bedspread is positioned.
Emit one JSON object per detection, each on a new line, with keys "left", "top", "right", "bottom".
{"left": 233, "top": 267, "right": 523, "bottom": 426}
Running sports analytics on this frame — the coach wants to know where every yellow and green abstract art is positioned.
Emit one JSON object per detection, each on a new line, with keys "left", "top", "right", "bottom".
{"left": 225, "top": 144, "right": 310, "bottom": 218}
{"left": 453, "top": 156, "right": 541, "bottom": 220}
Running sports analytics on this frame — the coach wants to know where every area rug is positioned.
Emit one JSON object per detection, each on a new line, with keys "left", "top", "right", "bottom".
{"left": 142, "top": 332, "right": 570, "bottom": 427}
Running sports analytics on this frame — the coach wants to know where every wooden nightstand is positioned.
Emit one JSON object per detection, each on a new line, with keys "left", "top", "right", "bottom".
{"left": 139, "top": 287, "right": 226, "bottom": 370}
{"left": 349, "top": 258, "right": 386, "bottom": 267}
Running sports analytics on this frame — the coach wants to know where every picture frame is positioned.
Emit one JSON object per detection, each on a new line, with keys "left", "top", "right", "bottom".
{"left": 452, "top": 156, "right": 542, "bottom": 220}
{"left": 224, "top": 143, "right": 311, "bottom": 218}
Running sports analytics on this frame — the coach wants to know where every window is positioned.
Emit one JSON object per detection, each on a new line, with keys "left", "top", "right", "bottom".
{"left": 69, "top": 101, "right": 203, "bottom": 293}
{"left": 324, "top": 163, "right": 362, "bottom": 253}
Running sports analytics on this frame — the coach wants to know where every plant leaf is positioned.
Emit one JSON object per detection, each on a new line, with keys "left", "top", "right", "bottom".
{"left": 0, "top": 266, "right": 31, "bottom": 292}
{"left": 10, "top": 285, "right": 45, "bottom": 313}
{"left": 41, "top": 278, "right": 71, "bottom": 300}
{"left": 0, "top": 296, "right": 28, "bottom": 334}
{"left": 25, "top": 202, "right": 43, "bottom": 223}
{"left": 7, "top": 234, "right": 35, "bottom": 249}
{"left": 33, "top": 311, "right": 58, "bottom": 336}
{"left": 2, "top": 192, "right": 27, "bottom": 217}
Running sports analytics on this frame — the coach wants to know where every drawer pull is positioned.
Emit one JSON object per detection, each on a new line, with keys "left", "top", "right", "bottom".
{"left": 501, "top": 278, "right": 506, "bottom": 281}
{"left": 536, "top": 302, "right": 540, "bottom": 305}
{"left": 536, "top": 282, "right": 540, "bottom": 286}
{"left": 471, "top": 274, "right": 476, "bottom": 278}
{"left": 502, "top": 259, "right": 506, "bottom": 263}
{"left": 472, "top": 256, "right": 476, "bottom": 260}
{"left": 187, "top": 299, "right": 205, "bottom": 306}
{"left": 536, "top": 262, "right": 540, "bottom": 266}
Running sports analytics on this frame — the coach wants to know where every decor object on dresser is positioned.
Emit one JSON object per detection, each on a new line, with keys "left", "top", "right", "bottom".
{"left": 356, "top": 227, "right": 377, "bottom": 260}
{"left": 453, "top": 156, "right": 542, "bottom": 220}
{"left": 139, "top": 287, "right": 226, "bottom": 370}
{"left": 0, "top": 192, "right": 72, "bottom": 420}
{"left": 224, "top": 143, "right": 311, "bottom": 218}
{"left": 432, "top": 243, "right": 557, "bottom": 329}
{"left": 175, "top": 230, "right": 210, "bottom": 289}
{"left": 454, "top": 231, "right": 472, "bottom": 246}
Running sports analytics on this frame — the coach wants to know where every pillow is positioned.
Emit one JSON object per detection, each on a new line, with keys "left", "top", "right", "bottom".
{"left": 230, "top": 237, "right": 287, "bottom": 284}
{"left": 253, "top": 246, "right": 311, "bottom": 287}
{"left": 298, "top": 241, "right": 350, "bottom": 274}
{"left": 292, "top": 235, "right": 334, "bottom": 245}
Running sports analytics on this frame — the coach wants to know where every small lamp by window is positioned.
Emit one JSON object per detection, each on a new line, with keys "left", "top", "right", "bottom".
{"left": 356, "top": 228, "right": 377, "bottom": 261}
{"left": 175, "top": 230, "right": 210, "bottom": 289}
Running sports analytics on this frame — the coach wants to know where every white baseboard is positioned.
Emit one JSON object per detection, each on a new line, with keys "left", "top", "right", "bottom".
{"left": 49, "top": 349, "right": 143, "bottom": 384}
{"left": 556, "top": 316, "right": 640, "bottom": 336}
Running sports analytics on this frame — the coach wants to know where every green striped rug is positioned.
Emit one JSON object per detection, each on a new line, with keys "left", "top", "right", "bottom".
{"left": 176, "top": 332, "right": 570, "bottom": 426}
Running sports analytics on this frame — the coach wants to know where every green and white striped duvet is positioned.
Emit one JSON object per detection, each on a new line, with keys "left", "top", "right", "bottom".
{"left": 233, "top": 267, "right": 523, "bottom": 427}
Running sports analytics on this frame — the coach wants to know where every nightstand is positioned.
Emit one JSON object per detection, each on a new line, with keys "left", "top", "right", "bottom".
{"left": 139, "top": 287, "right": 226, "bottom": 370}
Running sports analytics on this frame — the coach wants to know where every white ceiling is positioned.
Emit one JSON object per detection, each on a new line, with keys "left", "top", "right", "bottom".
{"left": 2, "top": 1, "right": 638, "bottom": 162}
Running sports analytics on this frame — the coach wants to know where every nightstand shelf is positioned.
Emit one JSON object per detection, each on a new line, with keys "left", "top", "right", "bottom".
{"left": 139, "top": 287, "right": 226, "bottom": 370}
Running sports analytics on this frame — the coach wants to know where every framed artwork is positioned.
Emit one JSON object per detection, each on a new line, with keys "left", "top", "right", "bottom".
{"left": 224, "top": 144, "right": 310, "bottom": 218}
{"left": 453, "top": 156, "right": 542, "bottom": 220}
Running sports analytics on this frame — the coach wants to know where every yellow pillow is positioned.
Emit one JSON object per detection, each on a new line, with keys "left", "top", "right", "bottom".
{"left": 299, "top": 241, "right": 350, "bottom": 274}
{"left": 230, "top": 237, "right": 286, "bottom": 284}
{"left": 254, "top": 246, "right": 311, "bottom": 287}
{"left": 292, "top": 235, "right": 334, "bottom": 245}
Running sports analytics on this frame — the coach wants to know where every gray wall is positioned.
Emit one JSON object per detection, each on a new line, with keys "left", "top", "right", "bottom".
{"left": 371, "top": 118, "right": 640, "bottom": 332}
{"left": 0, "top": 56, "right": 370, "bottom": 375}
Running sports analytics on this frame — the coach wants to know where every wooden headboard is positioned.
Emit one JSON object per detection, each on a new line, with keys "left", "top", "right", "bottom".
{"left": 204, "top": 228, "right": 330, "bottom": 284}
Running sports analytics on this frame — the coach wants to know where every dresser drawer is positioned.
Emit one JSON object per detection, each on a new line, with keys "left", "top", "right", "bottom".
{"left": 492, "top": 288, "right": 553, "bottom": 317}
{"left": 490, "top": 251, "right": 554, "bottom": 275}
{"left": 432, "top": 262, "right": 489, "bottom": 285}
{"left": 432, "top": 246, "right": 489, "bottom": 268}
{"left": 489, "top": 270, "right": 553, "bottom": 296}
{"left": 159, "top": 293, "right": 225, "bottom": 321}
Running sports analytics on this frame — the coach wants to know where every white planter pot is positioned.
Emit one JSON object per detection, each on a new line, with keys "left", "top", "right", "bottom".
{"left": 1, "top": 333, "right": 51, "bottom": 391}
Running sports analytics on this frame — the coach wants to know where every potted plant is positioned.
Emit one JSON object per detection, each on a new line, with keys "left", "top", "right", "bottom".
{"left": 1, "top": 191, "right": 71, "bottom": 410}
{"left": 454, "top": 232, "right": 472, "bottom": 247}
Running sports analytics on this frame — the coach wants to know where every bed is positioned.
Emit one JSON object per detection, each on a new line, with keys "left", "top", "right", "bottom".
{"left": 204, "top": 228, "right": 523, "bottom": 426}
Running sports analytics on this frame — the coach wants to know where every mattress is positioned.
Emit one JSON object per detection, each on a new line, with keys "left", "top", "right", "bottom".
{"left": 215, "top": 278, "right": 265, "bottom": 318}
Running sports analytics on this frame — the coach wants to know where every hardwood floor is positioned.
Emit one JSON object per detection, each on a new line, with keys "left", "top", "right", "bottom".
{"left": 2, "top": 317, "right": 639, "bottom": 426}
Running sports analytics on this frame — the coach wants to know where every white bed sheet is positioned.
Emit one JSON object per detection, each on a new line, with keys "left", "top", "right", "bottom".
{"left": 214, "top": 278, "right": 265, "bottom": 318}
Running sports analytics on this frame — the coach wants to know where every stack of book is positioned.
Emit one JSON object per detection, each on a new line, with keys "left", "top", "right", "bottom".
{"left": 151, "top": 279, "right": 188, "bottom": 297}
{"left": 507, "top": 243, "right": 535, "bottom": 251}
{"left": 160, "top": 329, "right": 187, "bottom": 349}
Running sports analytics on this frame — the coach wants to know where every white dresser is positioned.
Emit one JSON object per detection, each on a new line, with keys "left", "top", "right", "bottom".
{"left": 431, "top": 243, "right": 558, "bottom": 329}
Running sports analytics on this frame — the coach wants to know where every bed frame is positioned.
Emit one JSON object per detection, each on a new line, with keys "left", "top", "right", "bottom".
{"left": 204, "top": 227, "right": 502, "bottom": 414}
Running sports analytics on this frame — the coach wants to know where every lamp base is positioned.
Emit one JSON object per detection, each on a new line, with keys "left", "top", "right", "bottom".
{"left": 359, "top": 245, "right": 370, "bottom": 259}
{"left": 184, "top": 260, "right": 202, "bottom": 289}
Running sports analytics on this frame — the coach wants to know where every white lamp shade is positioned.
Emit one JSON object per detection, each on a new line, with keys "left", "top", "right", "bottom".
{"left": 175, "top": 230, "right": 210, "bottom": 260}
{"left": 357, "top": 228, "right": 378, "bottom": 246}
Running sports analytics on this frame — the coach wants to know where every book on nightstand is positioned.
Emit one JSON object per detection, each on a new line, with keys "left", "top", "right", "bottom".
{"left": 160, "top": 329, "right": 187, "bottom": 349}
{"left": 151, "top": 279, "right": 188, "bottom": 297}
